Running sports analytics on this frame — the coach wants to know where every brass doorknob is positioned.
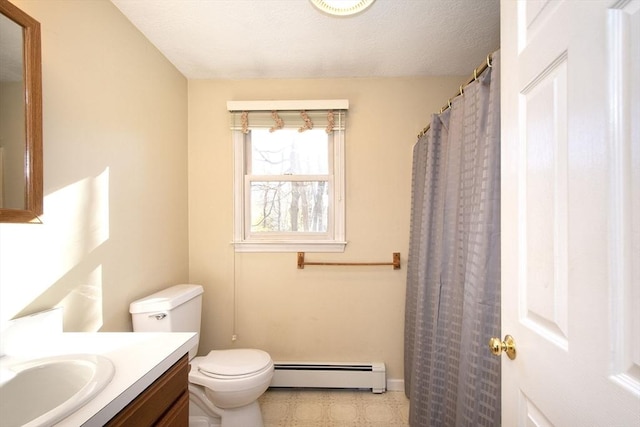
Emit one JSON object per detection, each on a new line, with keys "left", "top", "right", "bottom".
{"left": 489, "top": 335, "right": 516, "bottom": 360}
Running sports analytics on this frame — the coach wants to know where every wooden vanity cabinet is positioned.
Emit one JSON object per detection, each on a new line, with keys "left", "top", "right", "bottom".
{"left": 106, "top": 354, "right": 189, "bottom": 427}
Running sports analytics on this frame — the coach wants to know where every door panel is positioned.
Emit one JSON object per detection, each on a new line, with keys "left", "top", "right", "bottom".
{"left": 521, "top": 54, "right": 568, "bottom": 349}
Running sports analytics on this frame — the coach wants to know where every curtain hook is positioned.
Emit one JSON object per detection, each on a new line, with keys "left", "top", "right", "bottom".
{"left": 486, "top": 54, "right": 493, "bottom": 68}
{"left": 474, "top": 68, "right": 478, "bottom": 80}
{"left": 447, "top": 99, "right": 452, "bottom": 108}
{"left": 459, "top": 85, "right": 464, "bottom": 96}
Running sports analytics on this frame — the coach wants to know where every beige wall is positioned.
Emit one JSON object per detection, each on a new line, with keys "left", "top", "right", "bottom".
{"left": 0, "top": 1, "right": 188, "bottom": 332}
{"left": 188, "top": 77, "right": 463, "bottom": 382}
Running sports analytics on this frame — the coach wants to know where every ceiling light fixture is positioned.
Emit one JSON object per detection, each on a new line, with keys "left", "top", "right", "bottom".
{"left": 310, "top": 0, "right": 376, "bottom": 16}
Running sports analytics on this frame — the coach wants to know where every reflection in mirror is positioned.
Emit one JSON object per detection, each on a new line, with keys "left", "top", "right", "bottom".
{"left": 0, "top": 0, "right": 42, "bottom": 223}
{"left": 0, "top": 11, "right": 26, "bottom": 209}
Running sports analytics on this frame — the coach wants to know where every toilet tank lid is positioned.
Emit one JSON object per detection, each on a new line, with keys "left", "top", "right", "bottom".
{"left": 129, "top": 284, "right": 203, "bottom": 314}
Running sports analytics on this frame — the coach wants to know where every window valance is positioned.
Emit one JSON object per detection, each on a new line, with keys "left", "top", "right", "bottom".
{"left": 227, "top": 100, "right": 348, "bottom": 133}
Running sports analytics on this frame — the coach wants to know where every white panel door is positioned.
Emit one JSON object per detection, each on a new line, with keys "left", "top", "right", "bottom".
{"left": 501, "top": 0, "right": 640, "bottom": 425}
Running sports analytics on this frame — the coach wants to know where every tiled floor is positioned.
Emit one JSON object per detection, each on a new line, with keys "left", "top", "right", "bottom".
{"left": 258, "top": 388, "right": 410, "bottom": 427}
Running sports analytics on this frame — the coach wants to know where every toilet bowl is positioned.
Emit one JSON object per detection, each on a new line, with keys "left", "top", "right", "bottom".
{"left": 188, "top": 349, "right": 274, "bottom": 427}
{"left": 191, "top": 349, "right": 274, "bottom": 408}
{"left": 129, "top": 284, "right": 274, "bottom": 427}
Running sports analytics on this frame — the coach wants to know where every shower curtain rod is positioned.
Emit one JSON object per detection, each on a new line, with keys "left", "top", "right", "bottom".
{"left": 417, "top": 52, "right": 494, "bottom": 138}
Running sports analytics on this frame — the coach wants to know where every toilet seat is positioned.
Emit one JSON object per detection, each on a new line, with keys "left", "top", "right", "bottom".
{"left": 189, "top": 349, "right": 274, "bottom": 402}
{"left": 197, "top": 349, "right": 272, "bottom": 379}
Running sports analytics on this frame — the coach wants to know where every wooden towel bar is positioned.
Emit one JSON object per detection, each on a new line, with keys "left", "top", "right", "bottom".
{"left": 297, "top": 252, "right": 401, "bottom": 270}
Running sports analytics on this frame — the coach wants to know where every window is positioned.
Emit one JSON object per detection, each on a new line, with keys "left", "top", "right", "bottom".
{"left": 228, "top": 100, "right": 348, "bottom": 252}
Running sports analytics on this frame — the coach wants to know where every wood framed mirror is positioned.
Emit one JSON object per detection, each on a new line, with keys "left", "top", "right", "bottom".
{"left": 0, "top": 0, "right": 42, "bottom": 223}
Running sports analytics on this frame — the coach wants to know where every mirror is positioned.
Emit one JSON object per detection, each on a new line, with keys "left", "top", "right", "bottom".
{"left": 0, "top": 0, "right": 42, "bottom": 223}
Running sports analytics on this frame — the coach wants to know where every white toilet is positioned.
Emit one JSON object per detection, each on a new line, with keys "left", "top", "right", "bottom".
{"left": 129, "top": 284, "right": 274, "bottom": 427}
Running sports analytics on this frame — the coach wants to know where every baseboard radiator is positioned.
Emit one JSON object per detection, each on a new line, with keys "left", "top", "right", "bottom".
{"left": 270, "top": 362, "right": 386, "bottom": 394}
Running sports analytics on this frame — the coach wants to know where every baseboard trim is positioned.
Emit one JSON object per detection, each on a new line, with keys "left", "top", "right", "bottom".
{"left": 386, "top": 378, "right": 405, "bottom": 392}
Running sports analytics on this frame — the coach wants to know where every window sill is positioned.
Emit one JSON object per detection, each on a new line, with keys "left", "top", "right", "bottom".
{"left": 233, "top": 241, "right": 347, "bottom": 253}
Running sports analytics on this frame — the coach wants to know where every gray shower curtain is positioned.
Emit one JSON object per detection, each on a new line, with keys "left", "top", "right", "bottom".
{"left": 404, "top": 51, "right": 501, "bottom": 426}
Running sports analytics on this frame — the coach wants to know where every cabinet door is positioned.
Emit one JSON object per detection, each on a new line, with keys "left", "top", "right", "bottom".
{"left": 107, "top": 355, "right": 189, "bottom": 427}
{"left": 156, "top": 391, "right": 189, "bottom": 427}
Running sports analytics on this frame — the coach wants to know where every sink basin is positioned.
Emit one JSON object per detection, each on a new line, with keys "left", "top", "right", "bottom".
{"left": 0, "top": 354, "right": 115, "bottom": 427}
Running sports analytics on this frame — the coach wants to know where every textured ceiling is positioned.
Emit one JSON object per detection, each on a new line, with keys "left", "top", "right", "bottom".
{"left": 110, "top": 0, "right": 500, "bottom": 79}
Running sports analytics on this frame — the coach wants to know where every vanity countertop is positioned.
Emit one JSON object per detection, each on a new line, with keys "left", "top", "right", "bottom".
{"left": 3, "top": 332, "right": 196, "bottom": 426}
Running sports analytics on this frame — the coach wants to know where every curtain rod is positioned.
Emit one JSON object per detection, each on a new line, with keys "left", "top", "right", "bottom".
{"left": 417, "top": 52, "right": 494, "bottom": 139}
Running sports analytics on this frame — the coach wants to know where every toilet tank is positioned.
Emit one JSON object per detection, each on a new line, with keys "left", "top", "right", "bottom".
{"left": 129, "top": 284, "right": 203, "bottom": 358}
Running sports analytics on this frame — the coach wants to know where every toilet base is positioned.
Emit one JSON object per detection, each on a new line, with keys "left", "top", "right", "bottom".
{"left": 189, "top": 402, "right": 263, "bottom": 427}
{"left": 189, "top": 415, "right": 221, "bottom": 427}
{"left": 221, "top": 401, "right": 263, "bottom": 427}
{"left": 189, "top": 384, "right": 265, "bottom": 427}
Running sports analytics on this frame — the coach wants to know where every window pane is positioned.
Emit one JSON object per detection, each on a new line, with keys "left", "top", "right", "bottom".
{"left": 250, "top": 129, "right": 328, "bottom": 175}
{"left": 250, "top": 181, "right": 328, "bottom": 233}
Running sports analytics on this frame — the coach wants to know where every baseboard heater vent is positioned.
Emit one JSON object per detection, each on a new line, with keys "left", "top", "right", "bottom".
{"left": 270, "top": 362, "right": 386, "bottom": 393}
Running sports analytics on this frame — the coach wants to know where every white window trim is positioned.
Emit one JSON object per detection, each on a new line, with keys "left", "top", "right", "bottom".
{"left": 227, "top": 99, "right": 349, "bottom": 112}
{"left": 229, "top": 100, "right": 348, "bottom": 253}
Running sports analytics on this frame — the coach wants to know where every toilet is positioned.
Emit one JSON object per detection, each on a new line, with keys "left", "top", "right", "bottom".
{"left": 129, "top": 284, "right": 274, "bottom": 427}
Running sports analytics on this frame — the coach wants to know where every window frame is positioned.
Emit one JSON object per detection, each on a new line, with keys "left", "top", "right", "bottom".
{"left": 229, "top": 100, "right": 348, "bottom": 253}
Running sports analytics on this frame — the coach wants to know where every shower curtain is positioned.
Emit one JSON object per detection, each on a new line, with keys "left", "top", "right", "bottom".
{"left": 404, "top": 51, "right": 501, "bottom": 426}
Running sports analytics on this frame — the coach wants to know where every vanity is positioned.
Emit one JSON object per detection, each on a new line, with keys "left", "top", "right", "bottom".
{"left": 69, "top": 332, "right": 196, "bottom": 427}
{"left": 0, "top": 331, "right": 196, "bottom": 427}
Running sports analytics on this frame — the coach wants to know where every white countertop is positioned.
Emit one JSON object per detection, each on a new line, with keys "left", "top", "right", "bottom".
{"left": 1, "top": 332, "right": 197, "bottom": 426}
